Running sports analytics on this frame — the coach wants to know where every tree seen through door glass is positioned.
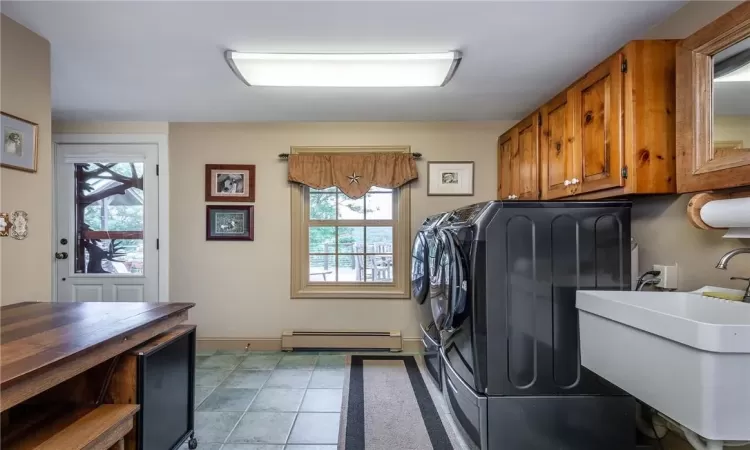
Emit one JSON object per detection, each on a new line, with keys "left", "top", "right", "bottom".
{"left": 74, "top": 162, "right": 144, "bottom": 274}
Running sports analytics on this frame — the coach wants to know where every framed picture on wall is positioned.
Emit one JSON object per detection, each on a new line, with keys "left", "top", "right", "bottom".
{"left": 1, "top": 112, "right": 38, "bottom": 173}
{"left": 206, "top": 205, "right": 254, "bottom": 241}
{"left": 205, "top": 164, "right": 256, "bottom": 202}
{"left": 427, "top": 161, "right": 474, "bottom": 196}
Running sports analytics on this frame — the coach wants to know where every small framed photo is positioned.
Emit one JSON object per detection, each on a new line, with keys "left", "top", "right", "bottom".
{"left": 205, "top": 164, "right": 255, "bottom": 202}
{"left": 427, "top": 161, "right": 474, "bottom": 196}
{"left": 0, "top": 212, "right": 9, "bottom": 237}
{"left": 1, "top": 112, "right": 38, "bottom": 173}
{"left": 206, "top": 205, "right": 254, "bottom": 241}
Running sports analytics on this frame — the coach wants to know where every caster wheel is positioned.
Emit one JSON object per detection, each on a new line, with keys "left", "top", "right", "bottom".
{"left": 188, "top": 438, "right": 198, "bottom": 449}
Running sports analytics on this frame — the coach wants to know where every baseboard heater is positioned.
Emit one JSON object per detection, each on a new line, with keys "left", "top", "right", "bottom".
{"left": 281, "top": 330, "right": 402, "bottom": 352}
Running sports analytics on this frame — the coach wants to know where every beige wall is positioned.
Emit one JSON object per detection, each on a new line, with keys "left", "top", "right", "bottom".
{"left": 714, "top": 116, "right": 750, "bottom": 147}
{"left": 170, "top": 122, "right": 512, "bottom": 339}
{"left": 0, "top": 15, "right": 52, "bottom": 305}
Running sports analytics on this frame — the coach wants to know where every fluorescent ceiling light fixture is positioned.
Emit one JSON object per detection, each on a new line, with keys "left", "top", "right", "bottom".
{"left": 225, "top": 51, "right": 462, "bottom": 87}
{"left": 715, "top": 63, "right": 750, "bottom": 82}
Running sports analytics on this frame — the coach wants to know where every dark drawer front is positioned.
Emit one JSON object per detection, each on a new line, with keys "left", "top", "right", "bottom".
{"left": 422, "top": 327, "right": 441, "bottom": 389}
{"left": 442, "top": 351, "right": 486, "bottom": 449}
{"left": 487, "top": 395, "right": 636, "bottom": 450}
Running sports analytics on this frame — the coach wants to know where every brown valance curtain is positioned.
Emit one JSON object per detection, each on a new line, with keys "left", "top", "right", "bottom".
{"left": 288, "top": 152, "right": 418, "bottom": 199}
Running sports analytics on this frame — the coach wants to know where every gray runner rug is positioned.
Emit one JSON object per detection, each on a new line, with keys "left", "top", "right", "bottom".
{"left": 339, "top": 355, "right": 466, "bottom": 450}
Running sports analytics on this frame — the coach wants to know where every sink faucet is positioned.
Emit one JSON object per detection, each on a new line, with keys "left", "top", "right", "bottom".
{"left": 715, "top": 248, "right": 750, "bottom": 303}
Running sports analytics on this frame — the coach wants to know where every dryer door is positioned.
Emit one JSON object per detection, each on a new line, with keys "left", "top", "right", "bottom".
{"left": 430, "top": 231, "right": 450, "bottom": 331}
{"left": 411, "top": 231, "right": 430, "bottom": 303}
{"left": 431, "top": 229, "right": 469, "bottom": 332}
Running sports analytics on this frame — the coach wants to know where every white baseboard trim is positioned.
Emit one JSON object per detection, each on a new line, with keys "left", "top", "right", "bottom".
{"left": 197, "top": 337, "right": 423, "bottom": 353}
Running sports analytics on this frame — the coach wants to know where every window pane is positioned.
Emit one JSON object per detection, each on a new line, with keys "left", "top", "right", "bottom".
{"left": 79, "top": 239, "right": 144, "bottom": 274}
{"left": 369, "top": 186, "right": 393, "bottom": 192}
{"left": 366, "top": 227, "right": 393, "bottom": 254}
{"left": 310, "top": 192, "right": 336, "bottom": 219}
{"left": 365, "top": 192, "right": 393, "bottom": 220}
{"left": 338, "top": 194, "right": 365, "bottom": 219}
{"left": 310, "top": 187, "right": 336, "bottom": 193}
{"left": 338, "top": 226, "right": 364, "bottom": 253}
{"left": 309, "top": 227, "right": 335, "bottom": 253}
{"left": 75, "top": 162, "right": 144, "bottom": 274}
{"left": 337, "top": 254, "right": 357, "bottom": 282}
{"left": 309, "top": 254, "right": 335, "bottom": 282}
{"left": 368, "top": 255, "right": 394, "bottom": 283}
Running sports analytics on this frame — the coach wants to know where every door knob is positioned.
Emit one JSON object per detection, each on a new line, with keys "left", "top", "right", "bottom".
{"left": 55, "top": 252, "right": 68, "bottom": 260}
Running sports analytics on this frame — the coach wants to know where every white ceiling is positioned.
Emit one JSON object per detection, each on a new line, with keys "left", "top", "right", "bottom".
{"left": 2, "top": 1, "right": 687, "bottom": 122}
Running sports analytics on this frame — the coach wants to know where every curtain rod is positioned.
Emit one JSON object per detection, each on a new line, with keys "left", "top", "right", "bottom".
{"left": 278, "top": 153, "right": 422, "bottom": 160}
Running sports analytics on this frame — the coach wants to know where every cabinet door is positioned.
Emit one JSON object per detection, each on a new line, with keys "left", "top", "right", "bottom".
{"left": 571, "top": 54, "right": 624, "bottom": 194}
{"left": 516, "top": 114, "right": 539, "bottom": 200}
{"left": 498, "top": 132, "right": 516, "bottom": 200}
{"left": 540, "top": 92, "right": 575, "bottom": 199}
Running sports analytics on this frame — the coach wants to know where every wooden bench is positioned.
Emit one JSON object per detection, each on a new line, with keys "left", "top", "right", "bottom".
{"left": 3, "top": 404, "right": 140, "bottom": 450}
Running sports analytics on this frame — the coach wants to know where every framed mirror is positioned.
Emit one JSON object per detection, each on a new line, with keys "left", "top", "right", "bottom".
{"left": 676, "top": 2, "right": 750, "bottom": 193}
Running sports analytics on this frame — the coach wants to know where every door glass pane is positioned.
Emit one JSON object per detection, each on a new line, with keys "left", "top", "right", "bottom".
{"left": 74, "top": 162, "right": 144, "bottom": 274}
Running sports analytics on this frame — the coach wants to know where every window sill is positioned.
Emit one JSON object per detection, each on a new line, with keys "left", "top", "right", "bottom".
{"left": 291, "top": 285, "right": 410, "bottom": 300}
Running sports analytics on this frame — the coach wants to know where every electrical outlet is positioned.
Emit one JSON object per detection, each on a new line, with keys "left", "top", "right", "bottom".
{"left": 653, "top": 264, "right": 679, "bottom": 290}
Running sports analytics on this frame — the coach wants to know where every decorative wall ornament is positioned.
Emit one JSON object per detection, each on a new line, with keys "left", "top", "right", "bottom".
{"left": 427, "top": 161, "right": 475, "bottom": 196}
{"left": 206, "top": 205, "right": 254, "bottom": 241}
{"left": 10, "top": 210, "right": 28, "bottom": 240}
{"left": 205, "top": 164, "right": 256, "bottom": 202}
{"left": 1, "top": 112, "right": 38, "bottom": 173}
{"left": 287, "top": 151, "right": 418, "bottom": 199}
{"left": 0, "top": 213, "right": 9, "bottom": 237}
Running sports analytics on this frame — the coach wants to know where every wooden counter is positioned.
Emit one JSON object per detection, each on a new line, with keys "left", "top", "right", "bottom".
{"left": 0, "top": 302, "right": 194, "bottom": 412}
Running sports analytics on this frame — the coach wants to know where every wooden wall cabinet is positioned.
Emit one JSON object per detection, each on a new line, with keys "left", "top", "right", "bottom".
{"left": 500, "top": 40, "right": 677, "bottom": 201}
{"left": 540, "top": 91, "right": 575, "bottom": 199}
{"left": 498, "top": 112, "right": 539, "bottom": 200}
{"left": 676, "top": 2, "right": 750, "bottom": 192}
{"left": 570, "top": 53, "right": 625, "bottom": 195}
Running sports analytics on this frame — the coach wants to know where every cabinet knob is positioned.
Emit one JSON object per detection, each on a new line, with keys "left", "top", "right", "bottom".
{"left": 571, "top": 178, "right": 580, "bottom": 185}
{"left": 564, "top": 180, "right": 571, "bottom": 186}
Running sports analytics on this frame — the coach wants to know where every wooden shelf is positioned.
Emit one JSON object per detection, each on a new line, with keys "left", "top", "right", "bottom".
{"left": 3, "top": 404, "right": 140, "bottom": 450}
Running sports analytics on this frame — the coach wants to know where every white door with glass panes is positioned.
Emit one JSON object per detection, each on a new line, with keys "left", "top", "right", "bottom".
{"left": 55, "top": 144, "right": 159, "bottom": 302}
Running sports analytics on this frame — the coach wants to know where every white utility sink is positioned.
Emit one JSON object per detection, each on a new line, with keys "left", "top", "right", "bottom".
{"left": 576, "top": 290, "right": 750, "bottom": 442}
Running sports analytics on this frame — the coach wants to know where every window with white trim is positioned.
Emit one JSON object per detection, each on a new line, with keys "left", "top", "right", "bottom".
{"left": 290, "top": 148, "right": 411, "bottom": 299}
